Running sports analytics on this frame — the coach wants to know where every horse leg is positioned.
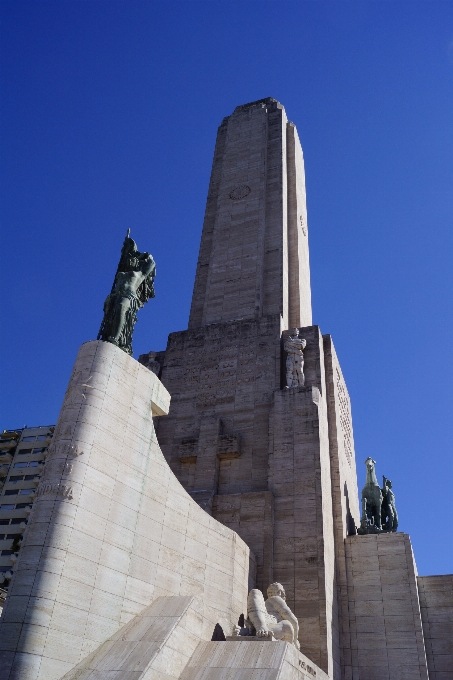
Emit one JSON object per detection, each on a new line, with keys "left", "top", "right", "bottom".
{"left": 375, "top": 501, "right": 382, "bottom": 530}
{"left": 381, "top": 501, "right": 387, "bottom": 530}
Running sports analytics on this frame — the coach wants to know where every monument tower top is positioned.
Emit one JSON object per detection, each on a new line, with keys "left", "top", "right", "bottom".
{"left": 188, "top": 98, "right": 312, "bottom": 331}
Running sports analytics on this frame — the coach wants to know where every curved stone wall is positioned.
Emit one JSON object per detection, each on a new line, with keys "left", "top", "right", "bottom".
{"left": 0, "top": 341, "right": 253, "bottom": 680}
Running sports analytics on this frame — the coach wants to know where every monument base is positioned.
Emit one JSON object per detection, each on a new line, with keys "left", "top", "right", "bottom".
{"left": 344, "top": 533, "right": 429, "bottom": 680}
{"left": 181, "top": 640, "right": 328, "bottom": 680}
{"left": 225, "top": 634, "right": 276, "bottom": 642}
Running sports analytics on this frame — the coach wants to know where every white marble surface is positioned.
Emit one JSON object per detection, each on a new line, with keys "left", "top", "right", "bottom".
{"left": 0, "top": 341, "right": 252, "bottom": 680}
{"left": 60, "top": 595, "right": 204, "bottom": 680}
{"left": 180, "top": 640, "right": 328, "bottom": 680}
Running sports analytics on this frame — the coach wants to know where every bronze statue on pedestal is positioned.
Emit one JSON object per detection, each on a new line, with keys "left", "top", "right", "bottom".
{"left": 97, "top": 230, "right": 156, "bottom": 355}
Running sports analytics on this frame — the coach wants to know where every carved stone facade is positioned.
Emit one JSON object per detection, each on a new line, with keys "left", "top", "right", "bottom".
{"left": 149, "top": 99, "right": 450, "bottom": 680}
{"left": 1, "top": 98, "right": 451, "bottom": 680}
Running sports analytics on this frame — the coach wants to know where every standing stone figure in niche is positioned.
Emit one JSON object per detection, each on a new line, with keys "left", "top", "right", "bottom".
{"left": 381, "top": 476, "right": 398, "bottom": 532}
{"left": 232, "top": 583, "right": 300, "bottom": 649}
{"left": 284, "top": 328, "right": 307, "bottom": 388}
{"left": 98, "top": 230, "right": 156, "bottom": 356}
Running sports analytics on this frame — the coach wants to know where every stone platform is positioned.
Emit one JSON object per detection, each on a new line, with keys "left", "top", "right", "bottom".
{"left": 181, "top": 640, "right": 328, "bottom": 680}
{"left": 345, "top": 533, "right": 429, "bottom": 680}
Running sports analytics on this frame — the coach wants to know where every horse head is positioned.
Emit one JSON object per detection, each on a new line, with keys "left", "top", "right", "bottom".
{"left": 364, "top": 457, "right": 379, "bottom": 486}
{"left": 365, "top": 457, "right": 375, "bottom": 472}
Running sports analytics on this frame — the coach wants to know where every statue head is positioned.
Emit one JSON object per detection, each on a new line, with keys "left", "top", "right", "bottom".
{"left": 290, "top": 328, "right": 299, "bottom": 338}
{"left": 267, "top": 582, "right": 286, "bottom": 599}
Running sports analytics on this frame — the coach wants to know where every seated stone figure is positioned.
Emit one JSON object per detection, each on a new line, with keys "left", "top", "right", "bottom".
{"left": 233, "top": 583, "right": 300, "bottom": 649}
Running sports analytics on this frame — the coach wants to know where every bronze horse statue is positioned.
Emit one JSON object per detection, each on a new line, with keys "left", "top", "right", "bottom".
{"left": 359, "top": 457, "right": 383, "bottom": 533}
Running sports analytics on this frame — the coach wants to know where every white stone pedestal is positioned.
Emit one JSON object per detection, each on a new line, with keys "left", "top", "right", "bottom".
{"left": 344, "top": 533, "right": 429, "bottom": 680}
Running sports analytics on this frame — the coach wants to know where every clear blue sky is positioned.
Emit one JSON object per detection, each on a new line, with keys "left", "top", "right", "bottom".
{"left": 1, "top": 1, "right": 452, "bottom": 576}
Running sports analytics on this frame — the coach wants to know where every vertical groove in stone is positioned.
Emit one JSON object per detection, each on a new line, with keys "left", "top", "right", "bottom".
{"left": 262, "top": 104, "right": 288, "bottom": 326}
{"left": 188, "top": 118, "right": 228, "bottom": 329}
{"left": 286, "top": 121, "right": 312, "bottom": 329}
{"left": 286, "top": 122, "right": 301, "bottom": 329}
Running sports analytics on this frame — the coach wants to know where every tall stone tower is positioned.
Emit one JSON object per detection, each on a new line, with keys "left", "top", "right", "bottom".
{"left": 151, "top": 98, "right": 360, "bottom": 678}
{"left": 188, "top": 98, "right": 312, "bottom": 331}
{"left": 147, "top": 99, "right": 448, "bottom": 680}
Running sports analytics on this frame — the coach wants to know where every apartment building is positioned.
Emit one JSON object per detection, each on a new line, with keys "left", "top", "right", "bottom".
{"left": 0, "top": 425, "right": 54, "bottom": 587}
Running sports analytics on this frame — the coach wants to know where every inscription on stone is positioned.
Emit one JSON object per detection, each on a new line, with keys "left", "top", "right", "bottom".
{"left": 52, "top": 421, "right": 75, "bottom": 439}
{"left": 299, "top": 659, "right": 316, "bottom": 676}
{"left": 299, "top": 215, "right": 307, "bottom": 236}
{"left": 336, "top": 367, "right": 352, "bottom": 465}
{"left": 46, "top": 442, "right": 84, "bottom": 460}
{"left": 37, "top": 481, "right": 73, "bottom": 500}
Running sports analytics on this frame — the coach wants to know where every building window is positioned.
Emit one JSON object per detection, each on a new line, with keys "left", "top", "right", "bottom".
{"left": 15, "top": 504, "right": 30, "bottom": 509}
{"left": 28, "top": 462, "right": 39, "bottom": 468}
{"left": 5, "top": 534, "right": 19, "bottom": 539}
{"left": 1, "top": 550, "right": 13, "bottom": 556}
{"left": 9, "top": 476, "right": 24, "bottom": 482}
{"left": 10, "top": 519, "right": 24, "bottom": 525}
{"left": 4, "top": 491, "right": 18, "bottom": 496}
{"left": 13, "top": 463, "right": 27, "bottom": 469}
{"left": 24, "top": 475, "right": 37, "bottom": 481}
{"left": 19, "top": 489, "right": 33, "bottom": 495}
{"left": 17, "top": 449, "right": 33, "bottom": 455}
{"left": 0, "top": 520, "right": 10, "bottom": 526}
{"left": 21, "top": 437, "right": 35, "bottom": 442}
{"left": 36, "top": 435, "right": 48, "bottom": 441}
{"left": 0, "top": 505, "right": 15, "bottom": 511}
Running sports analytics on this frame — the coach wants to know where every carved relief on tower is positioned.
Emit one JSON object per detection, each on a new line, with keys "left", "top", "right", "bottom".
{"left": 229, "top": 184, "right": 251, "bottom": 200}
{"left": 336, "top": 367, "right": 353, "bottom": 466}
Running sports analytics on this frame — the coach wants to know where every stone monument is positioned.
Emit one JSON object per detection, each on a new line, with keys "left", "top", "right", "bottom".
{"left": 1, "top": 98, "right": 452, "bottom": 680}
{"left": 147, "top": 98, "right": 452, "bottom": 679}
{"left": 151, "top": 97, "right": 359, "bottom": 676}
